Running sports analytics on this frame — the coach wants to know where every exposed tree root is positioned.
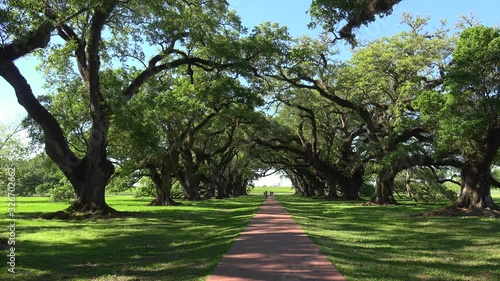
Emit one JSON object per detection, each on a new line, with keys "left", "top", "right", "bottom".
{"left": 149, "top": 198, "right": 183, "bottom": 206}
{"left": 416, "top": 206, "right": 500, "bottom": 218}
{"left": 362, "top": 201, "right": 399, "bottom": 206}
{"left": 363, "top": 197, "right": 399, "bottom": 206}
{"left": 41, "top": 203, "right": 120, "bottom": 220}
{"left": 363, "top": 194, "right": 399, "bottom": 206}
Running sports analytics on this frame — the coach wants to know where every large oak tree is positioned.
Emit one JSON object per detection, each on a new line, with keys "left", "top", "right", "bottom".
{"left": 0, "top": 0, "right": 246, "bottom": 214}
{"left": 417, "top": 25, "right": 500, "bottom": 215}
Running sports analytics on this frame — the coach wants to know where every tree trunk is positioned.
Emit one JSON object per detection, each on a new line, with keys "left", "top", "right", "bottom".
{"left": 1, "top": 62, "right": 117, "bottom": 215}
{"left": 179, "top": 173, "right": 201, "bottom": 200}
{"left": 179, "top": 149, "right": 201, "bottom": 200}
{"left": 205, "top": 185, "right": 214, "bottom": 199}
{"left": 289, "top": 173, "right": 304, "bottom": 196}
{"left": 150, "top": 183, "right": 177, "bottom": 206}
{"left": 316, "top": 179, "right": 326, "bottom": 197}
{"left": 148, "top": 166, "right": 178, "bottom": 206}
{"left": 327, "top": 179, "right": 339, "bottom": 199}
{"left": 185, "top": 178, "right": 201, "bottom": 200}
{"left": 452, "top": 159, "right": 499, "bottom": 210}
{"left": 216, "top": 182, "right": 227, "bottom": 199}
{"left": 368, "top": 166, "right": 398, "bottom": 205}
{"left": 67, "top": 113, "right": 116, "bottom": 213}
{"left": 69, "top": 156, "right": 115, "bottom": 213}
{"left": 341, "top": 168, "right": 362, "bottom": 200}
{"left": 451, "top": 129, "right": 500, "bottom": 211}
{"left": 67, "top": 1, "right": 118, "bottom": 214}
{"left": 342, "top": 182, "right": 361, "bottom": 200}
{"left": 147, "top": 151, "right": 180, "bottom": 206}
{"left": 456, "top": 166, "right": 495, "bottom": 209}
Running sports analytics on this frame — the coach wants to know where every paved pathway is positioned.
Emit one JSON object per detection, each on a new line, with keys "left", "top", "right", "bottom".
{"left": 206, "top": 197, "right": 346, "bottom": 281}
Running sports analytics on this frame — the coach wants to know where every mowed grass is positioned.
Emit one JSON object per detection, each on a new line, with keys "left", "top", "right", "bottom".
{"left": 249, "top": 186, "right": 295, "bottom": 195}
{"left": 277, "top": 193, "right": 500, "bottom": 281}
{"left": 2, "top": 189, "right": 499, "bottom": 281}
{"left": 0, "top": 195, "right": 264, "bottom": 281}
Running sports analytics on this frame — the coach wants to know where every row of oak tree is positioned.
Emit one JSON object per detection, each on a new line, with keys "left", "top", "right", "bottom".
{"left": 1, "top": 0, "right": 499, "bottom": 216}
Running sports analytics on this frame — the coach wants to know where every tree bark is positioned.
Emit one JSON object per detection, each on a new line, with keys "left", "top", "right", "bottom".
{"left": 343, "top": 184, "right": 361, "bottom": 200}
{"left": 0, "top": 21, "right": 55, "bottom": 62}
{"left": 148, "top": 160, "right": 178, "bottom": 206}
{"left": 178, "top": 170, "right": 202, "bottom": 200}
{"left": 216, "top": 182, "right": 228, "bottom": 199}
{"left": 327, "top": 177, "right": 339, "bottom": 199}
{"left": 71, "top": 156, "right": 115, "bottom": 213}
{"left": 0, "top": 62, "right": 116, "bottom": 214}
{"left": 0, "top": 3, "right": 120, "bottom": 215}
{"left": 341, "top": 168, "right": 363, "bottom": 200}
{"left": 451, "top": 129, "right": 500, "bottom": 211}
{"left": 182, "top": 178, "right": 201, "bottom": 200}
{"left": 453, "top": 161, "right": 498, "bottom": 210}
{"left": 368, "top": 165, "right": 398, "bottom": 205}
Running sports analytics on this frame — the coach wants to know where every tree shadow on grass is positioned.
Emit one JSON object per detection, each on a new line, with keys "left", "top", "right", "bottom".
{"left": 276, "top": 195, "right": 500, "bottom": 281}
{"left": 1, "top": 196, "right": 265, "bottom": 281}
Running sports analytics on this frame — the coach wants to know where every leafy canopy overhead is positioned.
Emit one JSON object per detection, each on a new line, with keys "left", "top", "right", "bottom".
{"left": 309, "top": 0, "right": 402, "bottom": 43}
{"left": 416, "top": 25, "right": 500, "bottom": 154}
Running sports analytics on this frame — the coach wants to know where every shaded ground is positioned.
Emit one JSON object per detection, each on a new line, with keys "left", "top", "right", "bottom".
{"left": 418, "top": 205, "right": 500, "bottom": 218}
{"left": 0, "top": 196, "right": 264, "bottom": 281}
{"left": 277, "top": 195, "right": 500, "bottom": 281}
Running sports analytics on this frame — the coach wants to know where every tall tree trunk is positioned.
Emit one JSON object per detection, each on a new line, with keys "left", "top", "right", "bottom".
{"left": 184, "top": 177, "right": 201, "bottom": 200}
{"left": 69, "top": 114, "right": 115, "bottom": 213}
{"left": 341, "top": 167, "right": 363, "bottom": 200}
{"left": 327, "top": 177, "right": 339, "bottom": 199}
{"left": 70, "top": 156, "right": 115, "bottom": 213}
{"left": 316, "top": 179, "right": 326, "bottom": 197}
{"left": 148, "top": 163, "right": 178, "bottom": 206}
{"left": 179, "top": 172, "right": 201, "bottom": 200}
{"left": 289, "top": 173, "right": 305, "bottom": 196}
{"left": 206, "top": 185, "right": 215, "bottom": 199}
{"left": 342, "top": 182, "right": 361, "bottom": 200}
{"left": 216, "top": 182, "right": 227, "bottom": 199}
{"left": 179, "top": 149, "right": 201, "bottom": 200}
{"left": 368, "top": 165, "right": 398, "bottom": 205}
{"left": 452, "top": 129, "right": 500, "bottom": 211}
{"left": 453, "top": 160, "right": 498, "bottom": 210}
{"left": 1, "top": 62, "right": 116, "bottom": 214}
{"left": 149, "top": 150, "right": 180, "bottom": 206}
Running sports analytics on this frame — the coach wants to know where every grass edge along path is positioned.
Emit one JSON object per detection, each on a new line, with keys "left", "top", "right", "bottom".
{"left": 276, "top": 195, "right": 500, "bottom": 281}
{"left": 207, "top": 196, "right": 345, "bottom": 280}
{"left": 0, "top": 195, "right": 264, "bottom": 281}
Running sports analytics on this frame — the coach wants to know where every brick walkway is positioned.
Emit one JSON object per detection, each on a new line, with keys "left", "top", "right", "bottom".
{"left": 206, "top": 197, "right": 346, "bottom": 281}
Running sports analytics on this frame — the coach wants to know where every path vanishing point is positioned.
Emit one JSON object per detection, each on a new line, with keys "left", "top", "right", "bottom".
{"left": 206, "top": 197, "right": 346, "bottom": 281}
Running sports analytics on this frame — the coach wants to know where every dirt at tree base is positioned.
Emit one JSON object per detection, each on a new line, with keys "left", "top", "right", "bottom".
{"left": 416, "top": 206, "right": 500, "bottom": 218}
{"left": 41, "top": 204, "right": 121, "bottom": 220}
{"left": 149, "top": 198, "right": 183, "bottom": 206}
{"left": 362, "top": 201, "right": 399, "bottom": 206}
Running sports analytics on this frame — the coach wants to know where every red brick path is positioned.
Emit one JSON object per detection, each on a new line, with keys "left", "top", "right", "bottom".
{"left": 206, "top": 197, "right": 346, "bottom": 281}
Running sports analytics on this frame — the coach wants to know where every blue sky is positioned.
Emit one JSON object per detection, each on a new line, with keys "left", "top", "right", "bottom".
{"left": 1, "top": 0, "right": 499, "bottom": 124}
{"left": 1, "top": 0, "right": 498, "bottom": 186}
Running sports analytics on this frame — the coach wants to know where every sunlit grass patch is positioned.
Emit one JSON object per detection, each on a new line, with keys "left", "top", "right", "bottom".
{"left": 277, "top": 195, "right": 500, "bottom": 281}
{"left": 0, "top": 195, "right": 264, "bottom": 281}
{"left": 249, "top": 186, "right": 295, "bottom": 195}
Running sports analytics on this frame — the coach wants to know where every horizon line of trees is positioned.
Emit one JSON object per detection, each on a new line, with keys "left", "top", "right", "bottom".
{"left": 1, "top": 0, "right": 499, "bottom": 216}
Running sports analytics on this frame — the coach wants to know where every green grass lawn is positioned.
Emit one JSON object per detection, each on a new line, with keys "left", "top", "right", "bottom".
{"left": 0, "top": 195, "right": 264, "bottom": 281}
{"left": 1, "top": 190, "right": 499, "bottom": 281}
{"left": 277, "top": 194, "right": 500, "bottom": 281}
{"left": 249, "top": 186, "right": 295, "bottom": 195}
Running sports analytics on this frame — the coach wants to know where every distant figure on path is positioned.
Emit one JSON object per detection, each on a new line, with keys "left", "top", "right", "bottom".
{"left": 264, "top": 191, "right": 268, "bottom": 198}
